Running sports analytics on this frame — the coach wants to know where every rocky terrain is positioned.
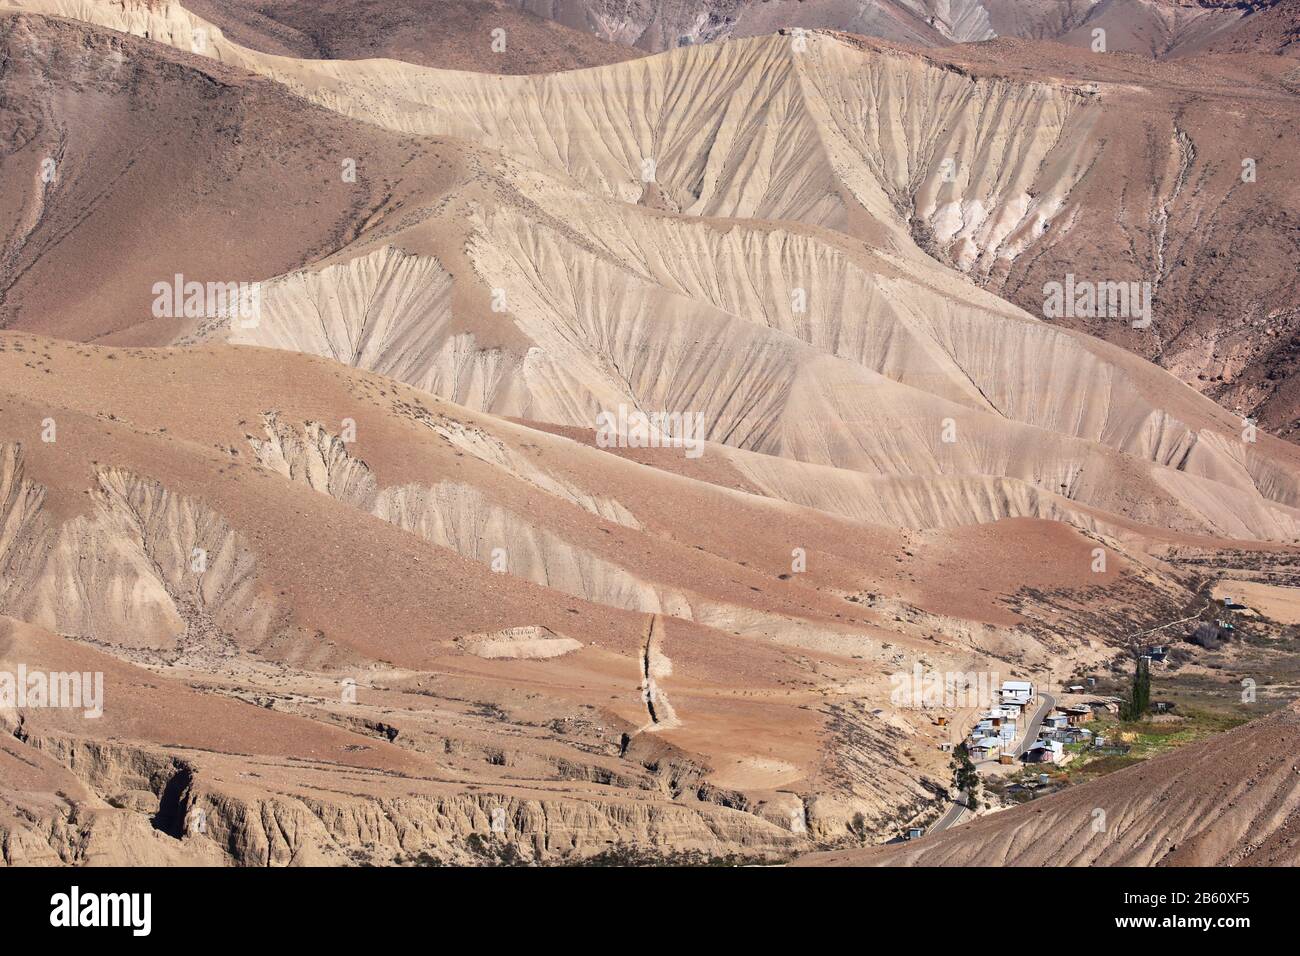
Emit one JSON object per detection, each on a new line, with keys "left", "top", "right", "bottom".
{"left": 509, "top": 0, "right": 1298, "bottom": 57}
{"left": 0, "top": 0, "right": 1297, "bottom": 865}
{"left": 184, "top": 0, "right": 641, "bottom": 72}
{"left": 0, "top": 333, "right": 1178, "bottom": 864}
{"left": 95, "top": 1, "right": 1300, "bottom": 61}
{"left": 6, "top": 0, "right": 1298, "bottom": 436}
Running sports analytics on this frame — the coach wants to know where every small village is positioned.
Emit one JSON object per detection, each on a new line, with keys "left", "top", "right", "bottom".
{"left": 905, "top": 595, "right": 1265, "bottom": 842}
{"left": 902, "top": 677, "right": 1142, "bottom": 841}
{"left": 893, "top": 590, "right": 1272, "bottom": 841}
{"left": 939, "top": 679, "right": 1115, "bottom": 766}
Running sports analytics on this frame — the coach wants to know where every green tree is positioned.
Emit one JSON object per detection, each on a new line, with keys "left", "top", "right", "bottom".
{"left": 951, "top": 742, "right": 982, "bottom": 810}
{"left": 1120, "top": 655, "right": 1150, "bottom": 721}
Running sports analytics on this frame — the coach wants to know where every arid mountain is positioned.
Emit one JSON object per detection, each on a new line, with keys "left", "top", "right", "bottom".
{"left": 984, "top": 0, "right": 1293, "bottom": 57}
{"left": 0, "top": 0, "right": 1297, "bottom": 866}
{"left": 798, "top": 699, "right": 1300, "bottom": 866}
{"left": 1197, "top": 0, "right": 1300, "bottom": 55}
{"left": 7, "top": 0, "right": 1300, "bottom": 438}
{"left": 184, "top": 0, "right": 641, "bottom": 72}
{"left": 0, "top": 12, "right": 464, "bottom": 344}
{"left": 164, "top": 0, "right": 1300, "bottom": 61}
{"left": 509, "top": 0, "right": 1297, "bottom": 57}
{"left": 506, "top": 0, "right": 966, "bottom": 48}
{"left": 6, "top": 5, "right": 1300, "bottom": 536}
{"left": 0, "top": 332, "right": 1201, "bottom": 864}
{"left": 918, "top": 35, "right": 1300, "bottom": 439}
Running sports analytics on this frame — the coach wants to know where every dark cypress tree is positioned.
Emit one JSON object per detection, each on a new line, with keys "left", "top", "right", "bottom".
{"left": 1136, "top": 656, "right": 1151, "bottom": 715}
{"left": 1120, "top": 656, "right": 1150, "bottom": 721}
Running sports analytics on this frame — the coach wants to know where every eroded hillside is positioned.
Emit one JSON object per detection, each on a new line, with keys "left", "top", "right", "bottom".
{"left": 4, "top": 0, "right": 1297, "bottom": 434}
{"left": 2, "top": 334, "right": 1205, "bottom": 863}
{"left": 1, "top": 0, "right": 1297, "bottom": 866}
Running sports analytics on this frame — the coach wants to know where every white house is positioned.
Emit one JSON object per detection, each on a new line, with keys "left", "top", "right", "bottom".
{"left": 977, "top": 708, "right": 1012, "bottom": 733}
{"left": 1000, "top": 679, "right": 1034, "bottom": 707}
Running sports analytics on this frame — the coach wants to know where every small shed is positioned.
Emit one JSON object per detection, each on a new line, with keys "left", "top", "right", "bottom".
{"left": 1142, "top": 645, "right": 1169, "bottom": 665}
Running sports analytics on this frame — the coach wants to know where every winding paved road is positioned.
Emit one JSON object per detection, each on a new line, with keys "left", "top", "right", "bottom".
{"left": 924, "top": 691, "right": 1057, "bottom": 837}
{"left": 928, "top": 793, "right": 967, "bottom": 834}
{"left": 1015, "top": 692, "right": 1057, "bottom": 757}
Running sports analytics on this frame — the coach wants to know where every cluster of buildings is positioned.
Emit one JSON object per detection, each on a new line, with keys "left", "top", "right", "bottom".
{"left": 965, "top": 680, "right": 1032, "bottom": 761}
{"left": 1023, "top": 704, "right": 1094, "bottom": 763}
{"left": 962, "top": 680, "right": 1102, "bottom": 765}
{"left": 915, "top": 680, "right": 1127, "bottom": 838}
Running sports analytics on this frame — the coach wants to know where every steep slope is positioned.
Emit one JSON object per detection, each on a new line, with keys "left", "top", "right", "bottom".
{"left": 988, "top": 0, "right": 1253, "bottom": 57}
{"left": 184, "top": 0, "right": 642, "bottom": 71}
{"left": 1197, "top": 0, "right": 1300, "bottom": 54}
{"left": 498, "top": 0, "right": 1298, "bottom": 56}
{"left": 798, "top": 700, "right": 1300, "bottom": 866}
{"left": 8, "top": 3, "right": 1297, "bottom": 435}
{"left": 506, "top": 0, "right": 962, "bottom": 48}
{"left": 9, "top": 331, "right": 1191, "bottom": 861}
{"left": 17, "top": 0, "right": 1293, "bottom": 435}
{"left": 3, "top": 8, "right": 1298, "bottom": 538}
{"left": 225, "top": 196, "right": 1300, "bottom": 542}
{"left": 1, "top": 2, "right": 1297, "bottom": 867}
{"left": 0, "top": 10, "right": 466, "bottom": 344}
{"left": 918, "top": 34, "right": 1300, "bottom": 436}
{"left": 989, "top": 0, "right": 1300, "bottom": 58}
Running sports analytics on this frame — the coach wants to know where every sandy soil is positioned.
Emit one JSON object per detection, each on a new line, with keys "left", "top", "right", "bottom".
{"left": 1, "top": 0, "right": 1296, "bottom": 866}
